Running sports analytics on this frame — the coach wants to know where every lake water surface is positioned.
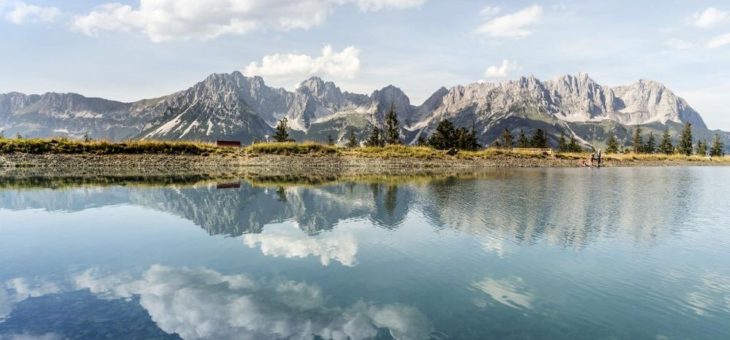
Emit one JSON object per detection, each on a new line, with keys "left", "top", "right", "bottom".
{"left": 0, "top": 167, "right": 729, "bottom": 339}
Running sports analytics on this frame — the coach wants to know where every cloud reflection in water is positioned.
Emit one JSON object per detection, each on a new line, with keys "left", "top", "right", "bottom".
{"left": 73, "top": 265, "right": 431, "bottom": 340}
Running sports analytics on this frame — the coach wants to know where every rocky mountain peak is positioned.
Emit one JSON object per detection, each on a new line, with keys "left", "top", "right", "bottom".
{"left": 371, "top": 85, "right": 410, "bottom": 106}
{"left": 296, "top": 77, "right": 343, "bottom": 102}
{"left": 370, "top": 85, "right": 413, "bottom": 123}
{"left": 1, "top": 72, "right": 722, "bottom": 149}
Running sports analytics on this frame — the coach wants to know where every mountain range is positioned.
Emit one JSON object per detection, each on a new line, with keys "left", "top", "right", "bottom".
{"left": 1, "top": 72, "right": 727, "bottom": 149}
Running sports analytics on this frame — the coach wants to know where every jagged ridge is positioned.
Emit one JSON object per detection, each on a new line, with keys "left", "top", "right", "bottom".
{"left": 0, "top": 72, "right": 723, "bottom": 149}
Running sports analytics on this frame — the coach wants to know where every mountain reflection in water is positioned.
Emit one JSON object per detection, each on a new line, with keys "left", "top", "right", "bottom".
{"left": 0, "top": 168, "right": 699, "bottom": 247}
{"left": 1, "top": 167, "right": 729, "bottom": 340}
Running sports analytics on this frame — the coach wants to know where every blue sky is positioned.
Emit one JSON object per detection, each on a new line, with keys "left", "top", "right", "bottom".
{"left": 1, "top": 0, "right": 730, "bottom": 130}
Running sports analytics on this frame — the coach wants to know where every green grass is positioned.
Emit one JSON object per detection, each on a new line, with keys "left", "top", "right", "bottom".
{"left": 0, "top": 138, "right": 219, "bottom": 155}
{"left": 343, "top": 145, "right": 446, "bottom": 159}
{"left": 245, "top": 142, "right": 338, "bottom": 155}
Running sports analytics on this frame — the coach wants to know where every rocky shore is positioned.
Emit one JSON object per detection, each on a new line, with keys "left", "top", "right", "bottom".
{"left": 0, "top": 152, "right": 727, "bottom": 181}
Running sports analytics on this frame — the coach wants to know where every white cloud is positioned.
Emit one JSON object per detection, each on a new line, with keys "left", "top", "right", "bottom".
{"left": 72, "top": 0, "right": 426, "bottom": 42}
{"left": 707, "top": 33, "right": 730, "bottom": 48}
{"left": 74, "top": 265, "right": 432, "bottom": 340}
{"left": 484, "top": 60, "right": 522, "bottom": 78}
{"left": 475, "top": 5, "right": 542, "bottom": 38}
{"left": 683, "top": 272, "right": 730, "bottom": 316}
{"left": 472, "top": 276, "right": 533, "bottom": 310}
{"left": 665, "top": 38, "right": 694, "bottom": 50}
{"left": 243, "top": 227, "right": 359, "bottom": 266}
{"left": 690, "top": 7, "right": 730, "bottom": 29}
{"left": 3, "top": 1, "right": 60, "bottom": 24}
{"left": 244, "top": 45, "right": 361, "bottom": 80}
{"left": 479, "top": 5, "right": 500, "bottom": 17}
{"left": 340, "top": 0, "right": 427, "bottom": 12}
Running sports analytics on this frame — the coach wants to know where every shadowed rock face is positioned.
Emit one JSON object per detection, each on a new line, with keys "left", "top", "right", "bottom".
{"left": 0, "top": 72, "right": 723, "bottom": 149}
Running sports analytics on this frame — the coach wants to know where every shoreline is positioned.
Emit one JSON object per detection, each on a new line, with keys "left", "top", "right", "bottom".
{"left": 1, "top": 152, "right": 727, "bottom": 180}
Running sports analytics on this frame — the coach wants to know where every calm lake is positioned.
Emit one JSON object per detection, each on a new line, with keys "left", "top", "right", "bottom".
{"left": 0, "top": 167, "right": 729, "bottom": 339}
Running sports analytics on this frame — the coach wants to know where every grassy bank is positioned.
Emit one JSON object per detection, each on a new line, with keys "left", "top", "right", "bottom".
{"left": 0, "top": 138, "right": 219, "bottom": 155}
{"left": 1, "top": 138, "right": 728, "bottom": 164}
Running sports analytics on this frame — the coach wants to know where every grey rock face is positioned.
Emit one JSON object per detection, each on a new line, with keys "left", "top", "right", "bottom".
{"left": 0, "top": 92, "right": 140, "bottom": 140}
{"left": 0, "top": 72, "right": 719, "bottom": 148}
{"left": 416, "top": 73, "right": 706, "bottom": 132}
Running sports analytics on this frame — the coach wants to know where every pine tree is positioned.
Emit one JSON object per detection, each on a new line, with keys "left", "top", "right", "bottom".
{"left": 273, "top": 117, "right": 290, "bottom": 142}
{"left": 428, "top": 120, "right": 457, "bottom": 150}
{"left": 568, "top": 135, "right": 581, "bottom": 152}
{"left": 659, "top": 127, "right": 673, "bottom": 154}
{"left": 606, "top": 133, "right": 619, "bottom": 153}
{"left": 365, "top": 126, "right": 384, "bottom": 147}
{"left": 558, "top": 132, "right": 568, "bottom": 152}
{"left": 346, "top": 129, "right": 358, "bottom": 148}
{"left": 0, "top": 130, "right": 5, "bottom": 139}
{"left": 679, "top": 122, "right": 694, "bottom": 156}
{"left": 456, "top": 127, "right": 480, "bottom": 151}
{"left": 644, "top": 132, "right": 656, "bottom": 154}
{"left": 710, "top": 133, "right": 725, "bottom": 157}
{"left": 501, "top": 129, "right": 513, "bottom": 149}
{"left": 517, "top": 129, "right": 529, "bottom": 148}
{"left": 632, "top": 126, "right": 643, "bottom": 153}
{"left": 327, "top": 134, "right": 334, "bottom": 145}
{"left": 83, "top": 132, "right": 92, "bottom": 143}
{"left": 384, "top": 104, "right": 401, "bottom": 145}
{"left": 696, "top": 139, "right": 708, "bottom": 156}
{"left": 416, "top": 135, "right": 427, "bottom": 146}
{"left": 530, "top": 129, "right": 548, "bottom": 148}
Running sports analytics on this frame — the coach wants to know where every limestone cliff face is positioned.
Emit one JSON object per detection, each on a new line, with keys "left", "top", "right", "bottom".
{"left": 0, "top": 72, "right": 717, "bottom": 148}
{"left": 415, "top": 73, "right": 706, "bottom": 132}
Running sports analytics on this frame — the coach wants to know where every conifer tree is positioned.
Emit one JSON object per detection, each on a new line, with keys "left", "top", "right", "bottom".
{"left": 327, "top": 134, "right": 334, "bottom": 145}
{"left": 346, "top": 129, "right": 358, "bottom": 148}
{"left": 606, "top": 133, "right": 619, "bottom": 153}
{"left": 710, "top": 133, "right": 725, "bottom": 157}
{"left": 517, "top": 129, "right": 529, "bottom": 148}
{"left": 632, "top": 126, "right": 643, "bottom": 153}
{"left": 644, "top": 132, "right": 656, "bottom": 154}
{"left": 568, "top": 135, "right": 581, "bottom": 152}
{"left": 416, "top": 135, "right": 427, "bottom": 146}
{"left": 384, "top": 104, "right": 401, "bottom": 145}
{"left": 428, "top": 120, "right": 456, "bottom": 150}
{"left": 274, "top": 117, "right": 290, "bottom": 142}
{"left": 696, "top": 139, "right": 707, "bottom": 156}
{"left": 558, "top": 132, "right": 568, "bottom": 152}
{"left": 659, "top": 127, "right": 673, "bottom": 154}
{"left": 456, "top": 127, "right": 480, "bottom": 151}
{"left": 530, "top": 129, "right": 548, "bottom": 148}
{"left": 501, "top": 129, "right": 514, "bottom": 149}
{"left": 679, "top": 122, "right": 694, "bottom": 156}
{"left": 365, "top": 126, "right": 384, "bottom": 147}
